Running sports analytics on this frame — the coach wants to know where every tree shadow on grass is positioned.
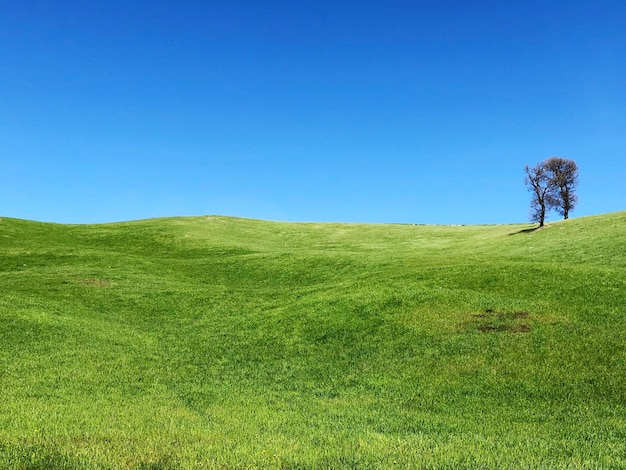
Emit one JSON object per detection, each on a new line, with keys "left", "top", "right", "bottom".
{"left": 508, "top": 225, "right": 541, "bottom": 235}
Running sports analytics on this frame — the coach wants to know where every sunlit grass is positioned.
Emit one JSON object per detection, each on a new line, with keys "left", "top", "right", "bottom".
{"left": 1, "top": 212, "right": 625, "bottom": 468}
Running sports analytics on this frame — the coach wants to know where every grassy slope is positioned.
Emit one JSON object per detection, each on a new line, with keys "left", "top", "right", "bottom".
{"left": 0, "top": 212, "right": 625, "bottom": 469}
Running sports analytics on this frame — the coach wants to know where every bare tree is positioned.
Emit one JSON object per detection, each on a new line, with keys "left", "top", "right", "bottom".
{"left": 544, "top": 157, "right": 579, "bottom": 220}
{"left": 524, "top": 163, "right": 551, "bottom": 227}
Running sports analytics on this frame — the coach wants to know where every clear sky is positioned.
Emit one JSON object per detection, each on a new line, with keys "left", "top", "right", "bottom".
{"left": 2, "top": 1, "right": 625, "bottom": 225}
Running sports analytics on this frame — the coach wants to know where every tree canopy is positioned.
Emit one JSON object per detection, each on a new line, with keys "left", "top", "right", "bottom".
{"left": 524, "top": 157, "right": 579, "bottom": 226}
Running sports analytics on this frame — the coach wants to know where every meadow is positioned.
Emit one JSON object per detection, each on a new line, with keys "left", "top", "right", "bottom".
{"left": 1, "top": 211, "right": 625, "bottom": 469}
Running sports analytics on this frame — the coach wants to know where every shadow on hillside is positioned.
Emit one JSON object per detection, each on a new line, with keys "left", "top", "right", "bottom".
{"left": 508, "top": 225, "right": 541, "bottom": 235}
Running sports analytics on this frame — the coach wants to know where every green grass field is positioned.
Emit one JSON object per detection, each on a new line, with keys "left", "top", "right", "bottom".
{"left": 1, "top": 211, "right": 625, "bottom": 469}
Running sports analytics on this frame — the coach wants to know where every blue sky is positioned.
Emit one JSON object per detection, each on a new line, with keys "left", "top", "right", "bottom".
{"left": 1, "top": 0, "right": 624, "bottom": 224}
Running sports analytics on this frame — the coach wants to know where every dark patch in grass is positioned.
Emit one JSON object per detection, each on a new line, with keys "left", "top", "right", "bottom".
{"left": 80, "top": 278, "right": 111, "bottom": 287}
{"left": 514, "top": 324, "right": 532, "bottom": 333}
{"left": 478, "top": 324, "right": 511, "bottom": 332}
{"left": 465, "top": 309, "right": 532, "bottom": 334}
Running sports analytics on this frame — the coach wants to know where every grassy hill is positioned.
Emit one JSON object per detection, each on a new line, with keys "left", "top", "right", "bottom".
{"left": 1, "top": 211, "right": 625, "bottom": 469}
